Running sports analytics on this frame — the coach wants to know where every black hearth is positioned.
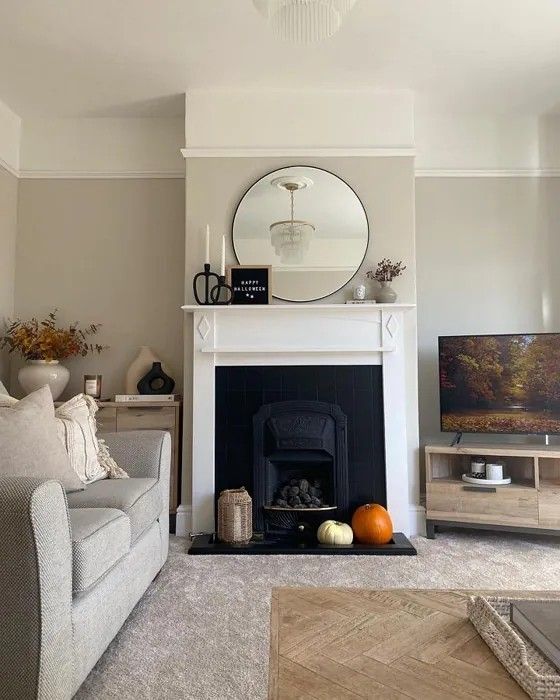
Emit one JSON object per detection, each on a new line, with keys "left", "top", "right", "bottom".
{"left": 253, "top": 400, "right": 349, "bottom": 535}
{"left": 189, "top": 532, "right": 416, "bottom": 555}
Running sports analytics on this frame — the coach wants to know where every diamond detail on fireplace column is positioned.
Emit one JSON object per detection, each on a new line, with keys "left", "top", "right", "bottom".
{"left": 197, "top": 315, "right": 211, "bottom": 340}
{"left": 385, "top": 314, "right": 398, "bottom": 338}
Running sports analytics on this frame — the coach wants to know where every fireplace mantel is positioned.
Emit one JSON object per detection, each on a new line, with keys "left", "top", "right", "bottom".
{"left": 180, "top": 302, "right": 423, "bottom": 538}
{"left": 181, "top": 303, "right": 415, "bottom": 312}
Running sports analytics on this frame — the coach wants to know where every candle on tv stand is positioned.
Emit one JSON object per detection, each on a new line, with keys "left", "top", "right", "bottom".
{"left": 205, "top": 224, "right": 210, "bottom": 265}
{"left": 220, "top": 235, "right": 225, "bottom": 277}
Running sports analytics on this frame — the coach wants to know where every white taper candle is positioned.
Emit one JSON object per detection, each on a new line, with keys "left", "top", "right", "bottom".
{"left": 205, "top": 224, "right": 210, "bottom": 264}
{"left": 220, "top": 235, "right": 226, "bottom": 277}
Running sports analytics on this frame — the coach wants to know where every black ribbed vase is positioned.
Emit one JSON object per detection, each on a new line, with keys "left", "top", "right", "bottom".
{"left": 137, "top": 362, "right": 175, "bottom": 395}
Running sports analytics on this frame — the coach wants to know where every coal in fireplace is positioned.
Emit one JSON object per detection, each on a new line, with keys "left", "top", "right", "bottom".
{"left": 253, "top": 401, "right": 349, "bottom": 537}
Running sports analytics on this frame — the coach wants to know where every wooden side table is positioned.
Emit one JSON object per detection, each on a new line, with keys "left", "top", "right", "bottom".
{"left": 56, "top": 399, "right": 182, "bottom": 516}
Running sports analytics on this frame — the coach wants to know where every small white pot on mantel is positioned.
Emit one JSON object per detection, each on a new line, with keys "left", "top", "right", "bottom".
{"left": 18, "top": 359, "right": 70, "bottom": 400}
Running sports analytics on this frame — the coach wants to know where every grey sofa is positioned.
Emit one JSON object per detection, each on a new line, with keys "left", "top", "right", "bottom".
{"left": 0, "top": 430, "right": 171, "bottom": 700}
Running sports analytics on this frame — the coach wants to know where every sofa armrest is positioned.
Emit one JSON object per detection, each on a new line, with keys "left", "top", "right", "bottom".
{"left": 101, "top": 430, "right": 171, "bottom": 482}
{"left": 0, "top": 476, "right": 73, "bottom": 700}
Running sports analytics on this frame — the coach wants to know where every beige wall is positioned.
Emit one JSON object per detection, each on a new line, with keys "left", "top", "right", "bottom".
{"left": 184, "top": 156, "right": 419, "bottom": 507}
{"left": 542, "top": 178, "right": 560, "bottom": 332}
{"left": 416, "top": 177, "right": 552, "bottom": 446}
{"left": 0, "top": 165, "right": 18, "bottom": 386}
{"left": 185, "top": 157, "right": 417, "bottom": 303}
{"left": 13, "top": 178, "right": 185, "bottom": 399}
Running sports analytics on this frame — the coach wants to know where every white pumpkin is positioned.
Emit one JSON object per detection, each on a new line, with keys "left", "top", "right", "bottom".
{"left": 317, "top": 520, "right": 353, "bottom": 545}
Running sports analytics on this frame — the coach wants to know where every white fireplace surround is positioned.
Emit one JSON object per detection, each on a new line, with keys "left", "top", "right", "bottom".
{"left": 179, "top": 303, "right": 424, "bottom": 537}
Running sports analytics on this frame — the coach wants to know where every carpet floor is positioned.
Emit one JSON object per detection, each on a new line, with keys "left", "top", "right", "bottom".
{"left": 76, "top": 531, "right": 560, "bottom": 700}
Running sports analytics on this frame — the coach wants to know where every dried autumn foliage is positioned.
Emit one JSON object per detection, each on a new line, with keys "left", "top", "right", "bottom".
{"left": 1, "top": 310, "right": 107, "bottom": 361}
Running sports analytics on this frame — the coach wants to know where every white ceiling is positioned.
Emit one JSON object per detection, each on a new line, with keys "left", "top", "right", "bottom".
{"left": 1, "top": 0, "right": 560, "bottom": 118}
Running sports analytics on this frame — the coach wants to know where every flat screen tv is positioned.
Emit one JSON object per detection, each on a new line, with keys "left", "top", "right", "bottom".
{"left": 439, "top": 333, "right": 560, "bottom": 435}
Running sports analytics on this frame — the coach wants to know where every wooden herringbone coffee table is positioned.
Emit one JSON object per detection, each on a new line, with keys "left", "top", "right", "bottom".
{"left": 269, "top": 588, "right": 560, "bottom": 699}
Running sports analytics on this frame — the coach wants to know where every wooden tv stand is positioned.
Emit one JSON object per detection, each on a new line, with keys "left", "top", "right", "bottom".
{"left": 425, "top": 443, "right": 560, "bottom": 539}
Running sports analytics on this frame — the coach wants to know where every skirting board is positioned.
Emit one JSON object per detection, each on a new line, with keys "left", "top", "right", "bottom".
{"left": 174, "top": 503, "right": 425, "bottom": 539}
{"left": 409, "top": 504, "right": 426, "bottom": 537}
{"left": 175, "top": 504, "right": 193, "bottom": 538}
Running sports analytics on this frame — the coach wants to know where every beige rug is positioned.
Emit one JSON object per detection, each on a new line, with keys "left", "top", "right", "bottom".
{"left": 269, "top": 587, "right": 560, "bottom": 699}
{"left": 76, "top": 532, "right": 560, "bottom": 700}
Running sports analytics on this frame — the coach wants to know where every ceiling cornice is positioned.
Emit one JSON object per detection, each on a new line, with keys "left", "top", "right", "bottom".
{"left": 416, "top": 168, "right": 560, "bottom": 178}
{"left": 181, "top": 147, "right": 416, "bottom": 158}
{"left": 7, "top": 162, "right": 560, "bottom": 180}
{"left": 18, "top": 169, "right": 184, "bottom": 180}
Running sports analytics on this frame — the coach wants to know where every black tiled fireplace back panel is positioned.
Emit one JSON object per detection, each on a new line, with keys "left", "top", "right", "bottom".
{"left": 215, "top": 366, "right": 386, "bottom": 523}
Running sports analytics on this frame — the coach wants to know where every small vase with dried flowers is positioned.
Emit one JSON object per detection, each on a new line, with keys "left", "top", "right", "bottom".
{"left": 366, "top": 258, "right": 406, "bottom": 303}
{"left": 0, "top": 310, "right": 107, "bottom": 400}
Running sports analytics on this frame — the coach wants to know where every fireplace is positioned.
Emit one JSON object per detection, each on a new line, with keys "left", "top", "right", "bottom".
{"left": 253, "top": 400, "right": 349, "bottom": 535}
{"left": 181, "top": 304, "right": 423, "bottom": 542}
{"left": 214, "top": 365, "right": 386, "bottom": 537}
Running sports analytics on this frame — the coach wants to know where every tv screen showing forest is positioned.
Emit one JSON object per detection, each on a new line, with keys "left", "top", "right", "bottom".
{"left": 439, "top": 334, "right": 560, "bottom": 435}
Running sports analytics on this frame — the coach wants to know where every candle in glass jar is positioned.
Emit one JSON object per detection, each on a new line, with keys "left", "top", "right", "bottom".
{"left": 83, "top": 374, "right": 102, "bottom": 399}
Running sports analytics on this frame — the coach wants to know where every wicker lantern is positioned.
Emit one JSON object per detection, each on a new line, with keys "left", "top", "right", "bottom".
{"left": 217, "top": 487, "right": 253, "bottom": 544}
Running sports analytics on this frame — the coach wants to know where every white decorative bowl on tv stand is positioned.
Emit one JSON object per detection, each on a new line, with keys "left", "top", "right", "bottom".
{"left": 425, "top": 443, "right": 560, "bottom": 539}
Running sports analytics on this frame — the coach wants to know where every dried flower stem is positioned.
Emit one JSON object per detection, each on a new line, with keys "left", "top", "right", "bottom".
{"left": 0, "top": 309, "right": 108, "bottom": 361}
{"left": 366, "top": 258, "right": 406, "bottom": 283}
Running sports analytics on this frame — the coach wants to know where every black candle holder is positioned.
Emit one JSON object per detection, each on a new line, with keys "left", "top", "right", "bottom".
{"left": 210, "top": 275, "right": 234, "bottom": 305}
{"left": 193, "top": 264, "right": 233, "bottom": 305}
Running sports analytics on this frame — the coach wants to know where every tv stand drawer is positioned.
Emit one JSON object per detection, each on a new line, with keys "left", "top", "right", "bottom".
{"left": 538, "top": 485, "right": 560, "bottom": 527}
{"left": 427, "top": 482, "right": 538, "bottom": 526}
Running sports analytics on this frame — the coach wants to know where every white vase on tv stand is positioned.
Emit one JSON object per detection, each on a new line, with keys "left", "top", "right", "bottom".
{"left": 125, "top": 346, "right": 161, "bottom": 394}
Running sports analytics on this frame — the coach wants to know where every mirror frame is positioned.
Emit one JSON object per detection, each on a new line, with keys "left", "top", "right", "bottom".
{"left": 232, "top": 165, "right": 370, "bottom": 303}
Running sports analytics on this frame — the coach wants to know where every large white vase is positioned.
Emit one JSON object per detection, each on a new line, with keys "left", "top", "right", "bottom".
{"left": 18, "top": 360, "right": 70, "bottom": 400}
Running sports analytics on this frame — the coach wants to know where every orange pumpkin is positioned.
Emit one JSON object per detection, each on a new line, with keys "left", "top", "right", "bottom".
{"left": 351, "top": 503, "right": 393, "bottom": 545}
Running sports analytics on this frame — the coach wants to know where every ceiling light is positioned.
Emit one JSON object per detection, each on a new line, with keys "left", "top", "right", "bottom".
{"left": 270, "top": 177, "right": 315, "bottom": 264}
{"left": 253, "top": 0, "right": 356, "bottom": 43}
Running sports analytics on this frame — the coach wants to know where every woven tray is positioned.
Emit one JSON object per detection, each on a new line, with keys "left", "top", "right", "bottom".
{"left": 468, "top": 596, "right": 560, "bottom": 700}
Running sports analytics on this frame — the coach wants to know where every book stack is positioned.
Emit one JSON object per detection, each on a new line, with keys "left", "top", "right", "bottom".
{"left": 114, "top": 394, "right": 176, "bottom": 403}
{"left": 511, "top": 600, "right": 560, "bottom": 671}
{"left": 345, "top": 300, "right": 377, "bottom": 305}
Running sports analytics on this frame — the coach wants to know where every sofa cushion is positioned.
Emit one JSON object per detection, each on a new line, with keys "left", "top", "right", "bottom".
{"left": 56, "top": 394, "right": 128, "bottom": 483}
{"left": 69, "top": 508, "right": 131, "bottom": 593}
{"left": 67, "top": 478, "right": 162, "bottom": 542}
{"left": 0, "top": 386, "right": 84, "bottom": 492}
{"left": 1, "top": 389, "right": 129, "bottom": 483}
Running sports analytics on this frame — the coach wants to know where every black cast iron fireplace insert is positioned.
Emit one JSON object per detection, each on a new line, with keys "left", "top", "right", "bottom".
{"left": 253, "top": 400, "right": 349, "bottom": 535}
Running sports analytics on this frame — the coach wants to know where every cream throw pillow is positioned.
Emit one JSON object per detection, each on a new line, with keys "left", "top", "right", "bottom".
{"left": 56, "top": 393, "right": 128, "bottom": 482}
{"left": 0, "top": 388, "right": 128, "bottom": 483}
{"left": 0, "top": 385, "right": 84, "bottom": 492}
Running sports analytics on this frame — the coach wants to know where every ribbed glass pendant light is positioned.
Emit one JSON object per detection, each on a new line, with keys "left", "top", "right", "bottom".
{"left": 253, "top": 0, "right": 356, "bottom": 43}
